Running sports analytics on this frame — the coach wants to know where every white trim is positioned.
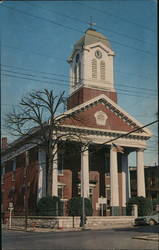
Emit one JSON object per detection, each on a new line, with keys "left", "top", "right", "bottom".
{"left": 1, "top": 143, "right": 35, "bottom": 163}
{"left": 61, "top": 198, "right": 68, "bottom": 201}
{"left": 58, "top": 182, "right": 66, "bottom": 186}
{"left": 59, "top": 124, "right": 149, "bottom": 137}
{"left": 87, "top": 41, "right": 115, "bottom": 55}
{"left": 77, "top": 183, "right": 96, "bottom": 188}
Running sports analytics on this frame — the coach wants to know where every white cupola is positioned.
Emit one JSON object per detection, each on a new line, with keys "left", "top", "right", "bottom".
{"left": 67, "top": 28, "right": 116, "bottom": 95}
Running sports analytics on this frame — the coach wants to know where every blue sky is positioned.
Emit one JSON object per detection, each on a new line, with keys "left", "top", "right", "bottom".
{"left": 1, "top": 0, "right": 157, "bottom": 166}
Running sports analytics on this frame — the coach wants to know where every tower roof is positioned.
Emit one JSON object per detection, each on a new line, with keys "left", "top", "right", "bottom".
{"left": 74, "top": 29, "right": 112, "bottom": 50}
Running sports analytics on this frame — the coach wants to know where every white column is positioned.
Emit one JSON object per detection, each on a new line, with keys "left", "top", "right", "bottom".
{"left": 128, "top": 165, "right": 131, "bottom": 199}
{"left": 81, "top": 147, "right": 89, "bottom": 198}
{"left": 110, "top": 146, "right": 119, "bottom": 211}
{"left": 121, "top": 153, "right": 130, "bottom": 208}
{"left": 37, "top": 150, "right": 46, "bottom": 202}
{"left": 52, "top": 145, "right": 58, "bottom": 197}
{"left": 136, "top": 149, "right": 146, "bottom": 197}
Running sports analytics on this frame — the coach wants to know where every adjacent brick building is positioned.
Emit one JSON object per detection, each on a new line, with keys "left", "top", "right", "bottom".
{"left": 130, "top": 165, "right": 159, "bottom": 200}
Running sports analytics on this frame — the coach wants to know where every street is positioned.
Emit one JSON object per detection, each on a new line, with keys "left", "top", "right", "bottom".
{"left": 2, "top": 225, "right": 159, "bottom": 250}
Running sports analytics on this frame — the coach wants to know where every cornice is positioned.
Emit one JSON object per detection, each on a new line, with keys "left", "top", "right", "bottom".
{"left": 58, "top": 124, "right": 150, "bottom": 140}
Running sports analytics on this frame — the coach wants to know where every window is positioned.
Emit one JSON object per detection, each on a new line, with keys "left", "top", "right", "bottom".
{"left": 12, "top": 172, "right": 16, "bottom": 182}
{"left": 105, "top": 155, "right": 110, "bottom": 175}
{"left": 79, "top": 62, "right": 81, "bottom": 81}
{"left": 150, "top": 177, "right": 156, "bottom": 187}
{"left": 58, "top": 186, "right": 64, "bottom": 199}
{"left": 92, "top": 59, "right": 97, "bottom": 79}
{"left": 13, "top": 159, "right": 16, "bottom": 171}
{"left": 58, "top": 153, "right": 64, "bottom": 175}
{"left": 74, "top": 65, "right": 77, "bottom": 85}
{"left": 5, "top": 161, "right": 13, "bottom": 173}
{"left": 1, "top": 165, "right": 5, "bottom": 184}
{"left": 77, "top": 185, "right": 94, "bottom": 201}
{"left": 25, "top": 151, "right": 29, "bottom": 166}
{"left": 105, "top": 185, "right": 110, "bottom": 209}
{"left": 89, "top": 187, "right": 94, "bottom": 203}
{"left": 8, "top": 186, "right": 15, "bottom": 200}
{"left": 100, "top": 61, "right": 105, "bottom": 80}
{"left": 1, "top": 174, "right": 4, "bottom": 185}
{"left": 78, "top": 186, "right": 81, "bottom": 197}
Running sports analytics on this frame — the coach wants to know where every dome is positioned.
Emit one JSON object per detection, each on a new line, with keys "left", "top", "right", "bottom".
{"left": 74, "top": 29, "right": 112, "bottom": 50}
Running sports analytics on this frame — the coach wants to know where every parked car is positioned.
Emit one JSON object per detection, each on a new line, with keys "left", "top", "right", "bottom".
{"left": 134, "top": 211, "right": 159, "bottom": 226}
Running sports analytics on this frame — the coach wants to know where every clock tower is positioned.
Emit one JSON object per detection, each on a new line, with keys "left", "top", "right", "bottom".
{"left": 67, "top": 28, "right": 117, "bottom": 109}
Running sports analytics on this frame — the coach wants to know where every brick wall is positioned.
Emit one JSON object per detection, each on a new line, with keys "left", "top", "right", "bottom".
{"left": 61, "top": 103, "right": 133, "bottom": 132}
{"left": 67, "top": 87, "right": 117, "bottom": 109}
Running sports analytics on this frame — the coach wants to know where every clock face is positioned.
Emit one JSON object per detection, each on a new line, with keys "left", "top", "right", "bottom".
{"left": 95, "top": 50, "right": 102, "bottom": 59}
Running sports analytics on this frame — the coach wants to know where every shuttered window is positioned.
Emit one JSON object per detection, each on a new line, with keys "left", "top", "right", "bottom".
{"left": 100, "top": 60, "right": 105, "bottom": 80}
{"left": 74, "top": 65, "right": 77, "bottom": 84}
{"left": 92, "top": 59, "right": 97, "bottom": 79}
{"left": 79, "top": 62, "right": 81, "bottom": 81}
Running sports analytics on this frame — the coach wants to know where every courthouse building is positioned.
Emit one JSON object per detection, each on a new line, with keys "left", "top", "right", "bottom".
{"left": 1, "top": 28, "right": 152, "bottom": 216}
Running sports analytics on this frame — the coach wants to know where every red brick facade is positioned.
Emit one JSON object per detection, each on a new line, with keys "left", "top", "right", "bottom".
{"left": 62, "top": 103, "right": 135, "bottom": 132}
{"left": 2, "top": 143, "right": 124, "bottom": 218}
{"left": 67, "top": 87, "right": 117, "bottom": 110}
{"left": 2, "top": 148, "right": 39, "bottom": 220}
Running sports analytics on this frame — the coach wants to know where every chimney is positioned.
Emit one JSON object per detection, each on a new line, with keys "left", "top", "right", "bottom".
{"left": 1, "top": 137, "right": 8, "bottom": 150}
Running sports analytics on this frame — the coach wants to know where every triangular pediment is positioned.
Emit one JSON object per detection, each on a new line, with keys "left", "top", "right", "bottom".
{"left": 57, "top": 94, "right": 152, "bottom": 137}
{"left": 87, "top": 42, "right": 115, "bottom": 56}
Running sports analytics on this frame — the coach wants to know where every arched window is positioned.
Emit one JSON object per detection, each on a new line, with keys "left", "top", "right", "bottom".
{"left": 100, "top": 61, "right": 105, "bottom": 80}
{"left": 78, "top": 62, "right": 81, "bottom": 81}
{"left": 92, "top": 59, "right": 97, "bottom": 79}
{"left": 74, "top": 65, "right": 77, "bottom": 84}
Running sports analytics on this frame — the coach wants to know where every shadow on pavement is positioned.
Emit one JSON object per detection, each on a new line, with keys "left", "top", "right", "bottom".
{"left": 113, "top": 225, "right": 159, "bottom": 234}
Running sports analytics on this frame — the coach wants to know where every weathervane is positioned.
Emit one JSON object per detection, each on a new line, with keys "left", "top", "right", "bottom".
{"left": 88, "top": 16, "right": 96, "bottom": 30}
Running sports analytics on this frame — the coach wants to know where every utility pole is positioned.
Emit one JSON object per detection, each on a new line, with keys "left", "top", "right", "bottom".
{"left": 24, "top": 150, "right": 29, "bottom": 231}
{"left": 81, "top": 149, "right": 85, "bottom": 229}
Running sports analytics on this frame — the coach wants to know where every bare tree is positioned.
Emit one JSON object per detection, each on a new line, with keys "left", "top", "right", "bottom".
{"left": 6, "top": 89, "right": 89, "bottom": 196}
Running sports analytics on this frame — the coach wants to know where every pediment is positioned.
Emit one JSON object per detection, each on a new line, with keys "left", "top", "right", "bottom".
{"left": 57, "top": 94, "right": 152, "bottom": 137}
{"left": 87, "top": 42, "right": 115, "bottom": 55}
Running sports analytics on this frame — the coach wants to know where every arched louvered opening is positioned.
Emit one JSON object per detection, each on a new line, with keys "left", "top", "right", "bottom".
{"left": 79, "top": 62, "right": 81, "bottom": 81}
{"left": 100, "top": 60, "right": 105, "bottom": 80}
{"left": 92, "top": 59, "right": 97, "bottom": 79}
{"left": 74, "top": 65, "right": 77, "bottom": 85}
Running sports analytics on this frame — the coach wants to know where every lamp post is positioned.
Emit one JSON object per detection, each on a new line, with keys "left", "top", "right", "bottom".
{"left": 8, "top": 202, "right": 14, "bottom": 229}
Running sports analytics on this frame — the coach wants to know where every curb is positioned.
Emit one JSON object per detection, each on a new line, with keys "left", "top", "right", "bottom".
{"left": 132, "top": 234, "right": 159, "bottom": 242}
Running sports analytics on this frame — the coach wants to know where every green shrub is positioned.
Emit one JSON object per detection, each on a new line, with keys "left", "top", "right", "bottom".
{"left": 37, "top": 196, "right": 63, "bottom": 216}
{"left": 152, "top": 199, "right": 159, "bottom": 211}
{"left": 68, "top": 197, "right": 93, "bottom": 216}
{"left": 126, "top": 196, "right": 153, "bottom": 216}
